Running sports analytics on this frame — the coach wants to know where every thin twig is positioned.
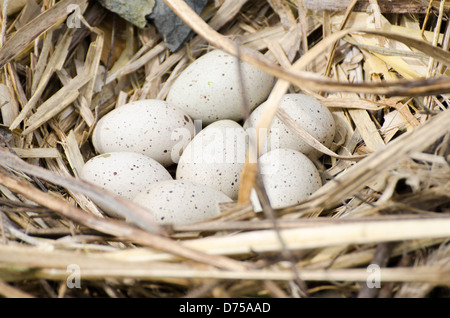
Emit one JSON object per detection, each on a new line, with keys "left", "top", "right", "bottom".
{"left": 357, "top": 242, "right": 396, "bottom": 298}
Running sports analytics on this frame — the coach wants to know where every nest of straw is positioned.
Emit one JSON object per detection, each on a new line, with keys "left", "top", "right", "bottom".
{"left": 0, "top": 0, "right": 449, "bottom": 298}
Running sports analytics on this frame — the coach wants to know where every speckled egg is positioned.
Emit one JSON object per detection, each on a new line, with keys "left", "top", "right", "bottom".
{"left": 176, "top": 120, "right": 248, "bottom": 199}
{"left": 166, "top": 49, "right": 274, "bottom": 124}
{"left": 80, "top": 152, "right": 172, "bottom": 216}
{"left": 244, "top": 94, "right": 335, "bottom": 158}
{"left": 250, "top": 148, "right": 322, "bottom": 212}
{"left": 92, "top": 99, "right": 195, "bottom": 167}
{"left": 133, "top": 180, "right": 232, "bottom": 226}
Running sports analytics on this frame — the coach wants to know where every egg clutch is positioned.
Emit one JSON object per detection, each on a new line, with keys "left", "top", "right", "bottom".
{"left": 81, "top": 49, "right": 336, "bottom": 226}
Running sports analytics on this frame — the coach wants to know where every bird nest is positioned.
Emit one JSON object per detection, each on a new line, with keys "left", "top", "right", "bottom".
{"left": 0, "top": 0, "right": 449, "bottom": 298}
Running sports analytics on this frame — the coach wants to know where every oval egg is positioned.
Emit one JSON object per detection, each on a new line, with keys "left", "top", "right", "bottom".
{"left": 176, "top": 120, "right": 248, "bottom": 199}
{"left": 166, "top": 49, "right": 274, "bottom": 124}
{"left": 92, "top": 99, "right": 195, "bottom": 167}
{"left": 244, "top": 93, "right": 336, "bottom": 158}
{"left": 250, "top": 148, "right": 322, "bottom": 212}
{"left": 133, "top": 180, "right": 232, "bottom": 226}
{"left": 80, "top": 152, "right": 173, "bottom": 217}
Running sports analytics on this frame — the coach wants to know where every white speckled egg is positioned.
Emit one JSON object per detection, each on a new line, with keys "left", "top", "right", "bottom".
{"left": 176, "top": 120, "right": 248, "bottom": 199}
{"left": 250, "top": 148, "right": 322, "bottom": 212}
{"left": 80, "top": 152, "right": 172, "bottom": 216}
{"left": 92, "top": 99, "right": 195, "bottom": 167}
{"left": 133, "top": 180, "right": 232, "bottom": 226}
{"left": 166, "top": 49, "right": 274, "bottom": 124}
{"left": 244, "top": 94, "right": 335, "bottom": 158}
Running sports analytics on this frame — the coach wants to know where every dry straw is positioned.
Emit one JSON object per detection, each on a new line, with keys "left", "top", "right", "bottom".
{"left": 0, "top": 0, "right": 448, "bottom": 298}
